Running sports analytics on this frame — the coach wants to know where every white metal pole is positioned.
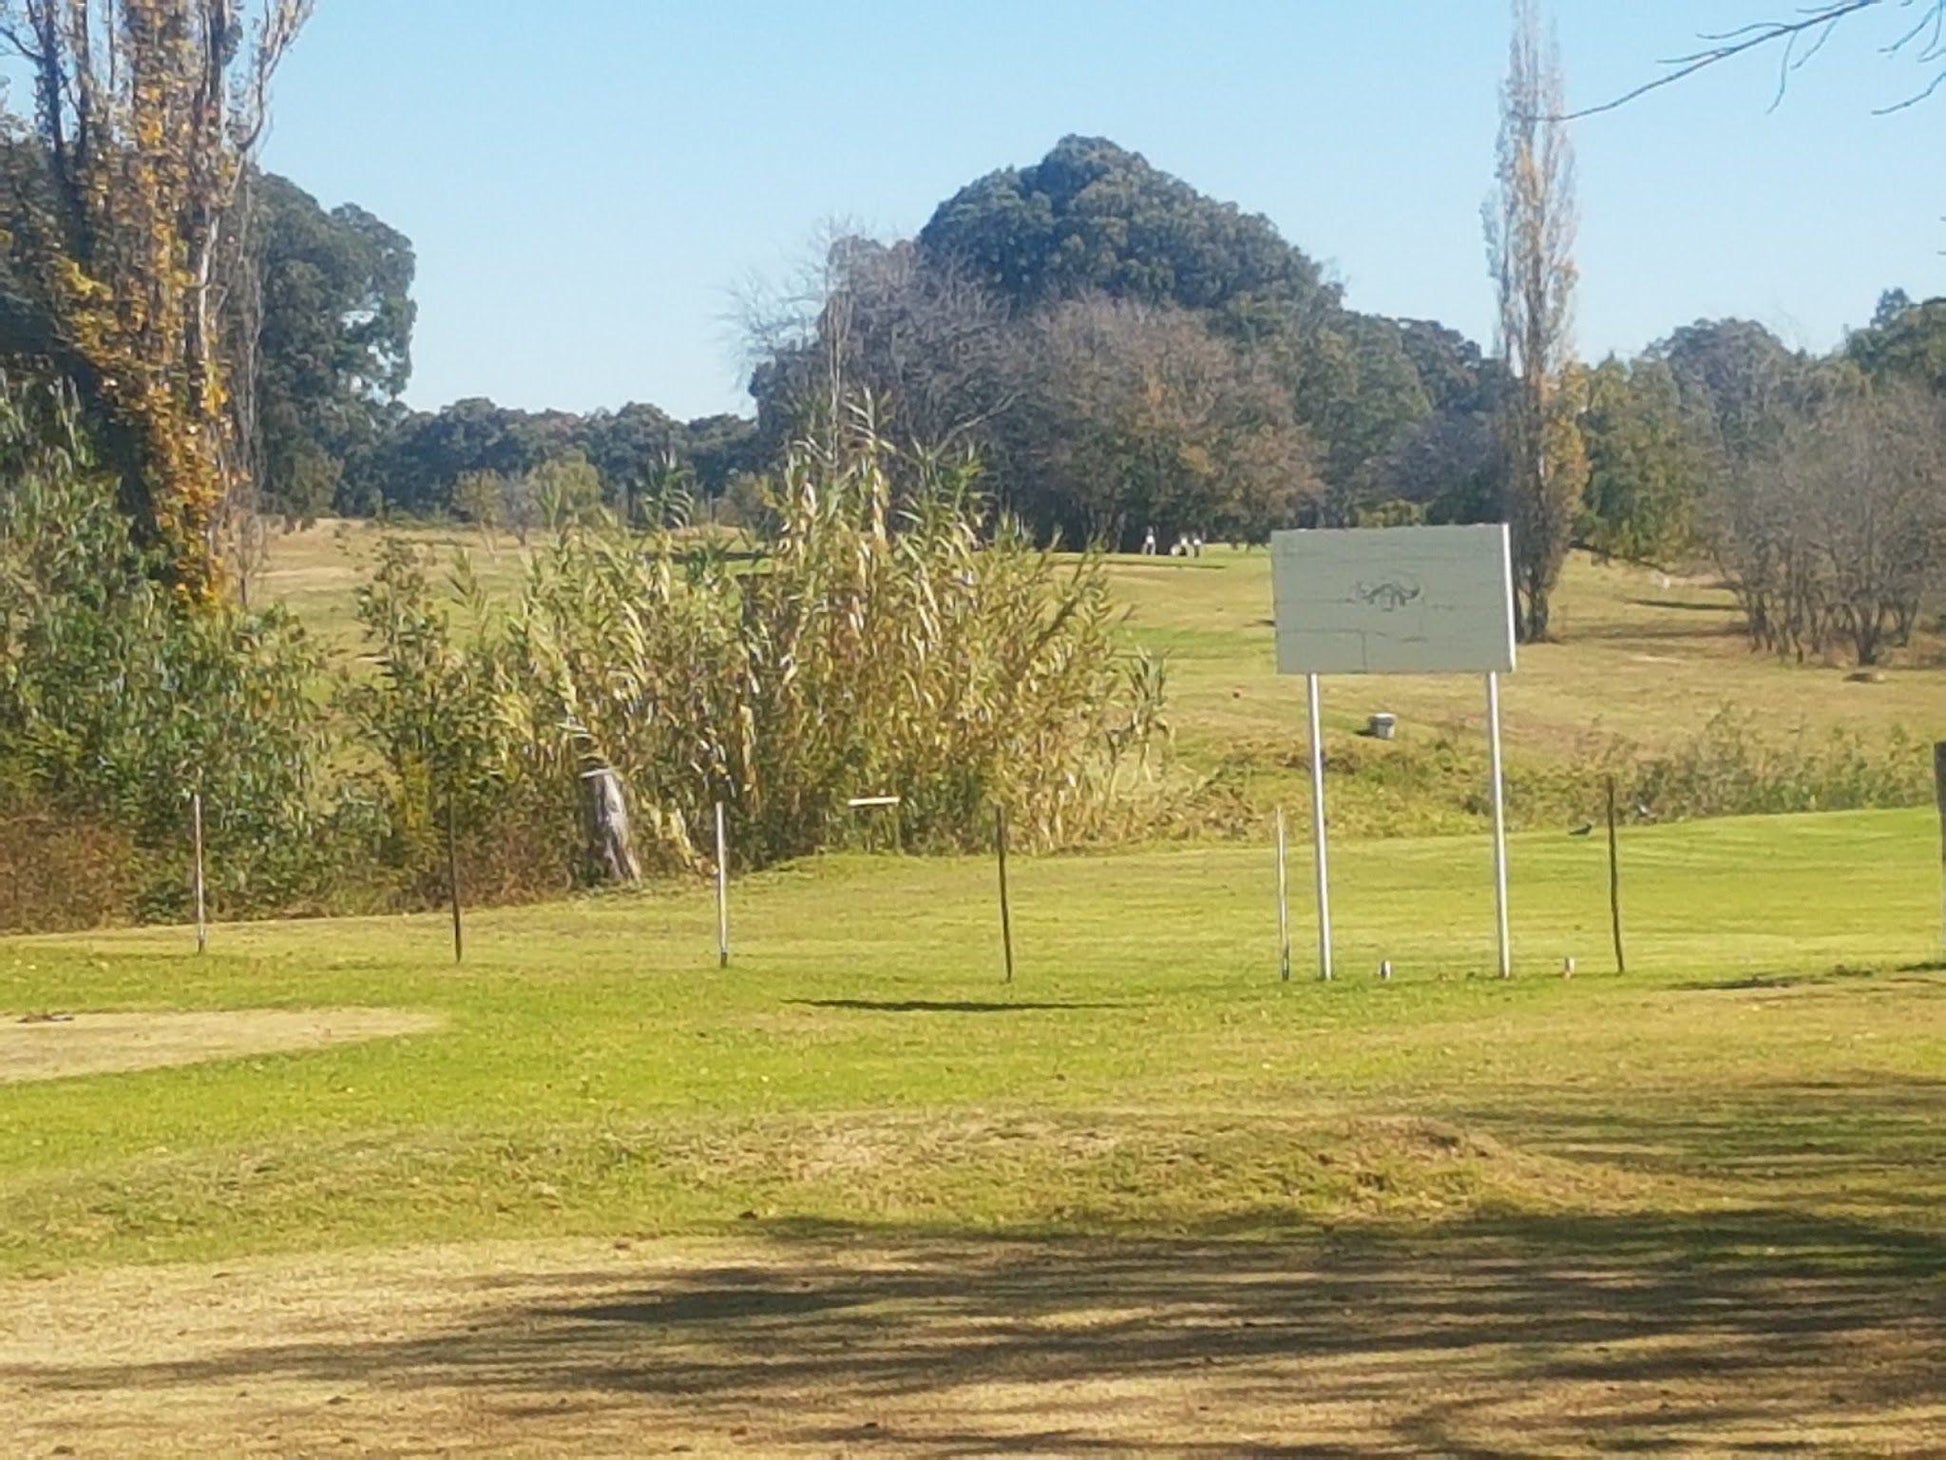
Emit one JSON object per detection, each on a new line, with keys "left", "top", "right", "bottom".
{"left": 1275, "top": 806, "right": 1291, "bottom": 982}
{"left": 1486, "top": 671, "right": 1511, "bottom": 978}
{"left": 1306, "top": 673, "right": 1333, "bottom": 981}
{"left": 714, "top": 801, "right": 730, "bottom": 969}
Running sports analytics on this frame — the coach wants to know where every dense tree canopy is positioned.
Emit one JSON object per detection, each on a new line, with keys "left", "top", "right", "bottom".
{"left": 253, "top": 173, "right": 416, "bottom": 522}
{"left": 0, "top": 0, "right": 313, "bottom": 596}
{"left": 1002, "top": 296, "right": 1318, "bottom": 546}
{"left": 349, "top": 396, "right": 759, "bottom": 519}
{"left": 1579, "top": 356, "right": 1707, "bottom": 564}
{"left": 750, "top": 137, "right": 1482, "bottom": 544}
{"left": 919, "top": 135, "right": 1334, "bottom": 320}
{"left": 1846, "top": 289, "right": 1946, "bottom": 393}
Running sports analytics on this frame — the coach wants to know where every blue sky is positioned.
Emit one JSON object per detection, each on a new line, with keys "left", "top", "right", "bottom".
{"left": 260, "top": 2, "right": 1945, "bottom": 420}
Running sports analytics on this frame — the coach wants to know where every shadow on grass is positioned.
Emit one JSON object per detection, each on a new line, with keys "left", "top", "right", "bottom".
{"left": 1450, "top": 1075, "right": 1946, "bottom": 1224}
{"left": 7, "top": 1206, "right": 1939, "bottom": 1454}
{"left": 1628, "top": 597, "right": 1734, "bottom": 614}
{"left": 1676, "top": 964, "right": 1900, "bottom": 992}
{"left": 8, "top": 1077, "right": 1942, "bottom": 1452}
{"left": 790, "top": 999, "right": 1127, "bottom": 1014}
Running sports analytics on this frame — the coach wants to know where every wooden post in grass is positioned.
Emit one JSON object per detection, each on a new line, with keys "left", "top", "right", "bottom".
{"left": 190, "top": 791, "right": 207, "bottom": 955}
{"left": 1605, "top": 774, "right": 1625, "bottom": 975}
{"left": 445, "top": 794, "right": 463, "bottom": 965}
{"left": 1935, "top": 742, "right": 1946, "bottom": 951}
{"left": 714, "top": 801, "right": 730, "bottom": 969}
{"left": 995, "top": 805, "right": 1015, "bottom": 984}
{"left": 1275, "top": 807, "right": 1292, "bottom": 982}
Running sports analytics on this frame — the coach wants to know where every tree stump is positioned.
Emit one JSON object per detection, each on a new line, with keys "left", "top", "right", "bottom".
{"left": 581, "top": 768, "right": 641, "bottom": 884}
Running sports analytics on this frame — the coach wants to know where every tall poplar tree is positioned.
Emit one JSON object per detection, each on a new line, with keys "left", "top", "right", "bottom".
{"left": 1485, "top": 0, "right": 1587, "bottom": 642}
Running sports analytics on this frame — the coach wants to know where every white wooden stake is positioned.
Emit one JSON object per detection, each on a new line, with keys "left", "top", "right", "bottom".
{"left": 1275, "top": 806, "right": 1291, "bottom": 982}
{"left": 714, "top": 801, "right": 730, "bottom": 969}
{"left": 190, "top": 791, "right": 207, "bottom": 955}
{"left": 1486, "top": 671, "right": 1512, "bottom": 978}
{"left": 1306, "top": 672, "right": 1333, "bottom": 981}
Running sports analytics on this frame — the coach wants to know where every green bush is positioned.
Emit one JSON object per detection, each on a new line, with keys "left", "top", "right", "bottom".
{"left": 0, "top": 381, "right": 334, "bottom": 923}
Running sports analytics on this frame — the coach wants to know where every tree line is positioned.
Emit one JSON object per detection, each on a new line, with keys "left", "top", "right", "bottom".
{"left": 1, "top": 4, "right": 1940, "bottom": 670}
{"left": 263, "top": 121, "right": 1946, "bottom": 669}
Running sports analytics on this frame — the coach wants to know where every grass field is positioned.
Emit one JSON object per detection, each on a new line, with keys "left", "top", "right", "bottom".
{"left": 258, "top": 519, "right": 1946, "bottom": 758}
{"left": 1, "top": 521, "right": 1940, "bottom": 1452}
{"left": 2, "top": 805, "right": 1942, "bottom": 1452}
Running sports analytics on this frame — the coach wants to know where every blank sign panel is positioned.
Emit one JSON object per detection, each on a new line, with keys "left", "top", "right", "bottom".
{"left": 1270, "top": 524, "right": 1516, "bottom": 676}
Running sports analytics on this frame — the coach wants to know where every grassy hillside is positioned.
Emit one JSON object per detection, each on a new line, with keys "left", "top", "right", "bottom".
{"left": 255, "top": 522, "right": 1944, "bottom": 842}
{"left": 6, "top": 530, "right": 1943, "bottom": 1452}
{"left": 259, "top": 522, "right": 1946, "bottom": 754}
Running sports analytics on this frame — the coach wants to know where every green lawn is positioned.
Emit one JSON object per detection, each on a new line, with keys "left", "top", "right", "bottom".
{"left": 3, "top": 807, "right": 1939, "bottom": 1275}
{"left": 4, "top": 525, "right": 1940, "bottom": 1451}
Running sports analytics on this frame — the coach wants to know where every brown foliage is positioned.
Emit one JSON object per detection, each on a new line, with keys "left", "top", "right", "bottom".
{"left": 0, "top": 806, "right": 138, "bottom": 932}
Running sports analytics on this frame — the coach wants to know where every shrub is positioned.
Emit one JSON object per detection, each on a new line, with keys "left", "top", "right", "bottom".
{"left": 347, "top": 422, "right": 1169, "bottom": 888}
{"left": 0, "top": 380, "right": 334, "bottom": 921}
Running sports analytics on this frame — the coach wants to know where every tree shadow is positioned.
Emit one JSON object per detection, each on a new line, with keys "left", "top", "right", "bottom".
{"left": 8, "top": 1075, "right": 1942, "bottom": 1452}
{"left": 9, "top": 1205, "right": 1939, "bottom": 1454}
{"left": 791, "top": 999, "right": 1127, "bottom": 1014}
{"left": 1628, "top": 597, "right": 1734, "bottom": 614}
{"left": 1676, "top": 964, "right": 1907, "bottom": 992}
{"left": 1447, "top": 1075, "right": 1946, "bottom": 1223}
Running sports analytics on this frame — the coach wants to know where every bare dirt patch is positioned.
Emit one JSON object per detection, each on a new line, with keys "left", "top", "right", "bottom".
{"left": 0, "top": 1226, "right": 1938, "bottom": 1457}
{"left": 0, "top": 1008, "right": 444, "bottom": 1084}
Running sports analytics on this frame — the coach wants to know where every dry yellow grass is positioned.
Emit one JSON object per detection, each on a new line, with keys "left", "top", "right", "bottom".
{"left": 0, "top": 1009, "right": 443, "bottom": 1085}
{"left": 1105, "top": 547, "right": 1946, "bottom": 758}
{"left": 3, "top": 1230, "right": 1938, "bottom": 1456}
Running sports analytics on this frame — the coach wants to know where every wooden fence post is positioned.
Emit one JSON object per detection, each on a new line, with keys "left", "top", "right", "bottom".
{"left": 446, "top": 794, "right": 463, "bottom": 965}
{"left": 1606, "top": 774, "right": 1625, "bottom": 975}
{"left": 715, "top": 801, "right": 730, "bottom": 969}
{"left": 191, "top": 791, "right": 207, "bottom": 955}
{"left": 1934, "top": 743, "right": 1945, "bottom": 953}
{"left": 995, "top": 806, "right": 1015, "bottom": 984}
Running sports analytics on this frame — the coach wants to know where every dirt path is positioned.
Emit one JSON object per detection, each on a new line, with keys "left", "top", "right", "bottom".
{"left": 1, "top": 1228, "right": 1939, "bottom": 1456}
{"left": 0, "top": 1009, "right": 444, "bottom": 1085}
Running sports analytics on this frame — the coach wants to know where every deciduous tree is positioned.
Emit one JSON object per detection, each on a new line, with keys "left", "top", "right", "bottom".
{"left": 252, "top": 173, "right": 415, "bottom": 524}
{"left": 1486, "top": 0, "right": 1587, "bottom": 641}
{"left": 0, "top": 0, "right": 313, "bottom": 598}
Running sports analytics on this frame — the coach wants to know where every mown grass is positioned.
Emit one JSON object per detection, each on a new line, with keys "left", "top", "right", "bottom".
{"left": 1, "top": 807, "right": 1939, "bottom": 1275}
{"left": 5, "top": 526, "right": 1932, "bottom": 1451}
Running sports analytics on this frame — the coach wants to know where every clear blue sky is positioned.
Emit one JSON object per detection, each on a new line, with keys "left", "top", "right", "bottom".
{"left": 260, "top": 1, "right": 1945, "bottom": 421}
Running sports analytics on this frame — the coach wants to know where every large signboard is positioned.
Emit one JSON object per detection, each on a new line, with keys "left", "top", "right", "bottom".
{"left": 1270, "top": 524, "right": 1516, "bottom": 676}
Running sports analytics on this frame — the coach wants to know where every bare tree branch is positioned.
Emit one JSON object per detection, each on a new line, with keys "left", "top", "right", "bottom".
{"left": 1563, "top": 0, "right": 1946, "bottom": 119}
